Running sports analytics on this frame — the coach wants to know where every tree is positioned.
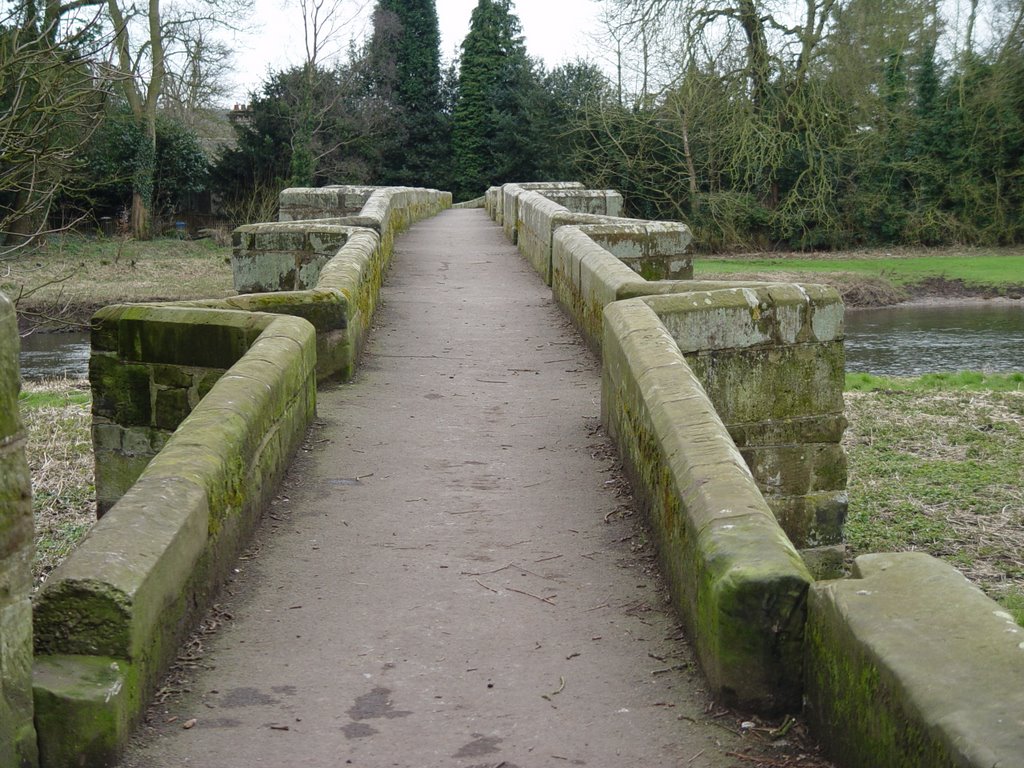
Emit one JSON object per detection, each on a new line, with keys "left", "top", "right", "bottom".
{"left": 0, "top": 2, "right": 109, "bottom": 253}
{"left": 452, "top": 0, "right": 544, "bottom": 200}
{"left": 212, "top": 58, "right": 392, "bottom": 217}
{"left": 104, "top": 0, "right": 245, "bottom": 239}
{"left": 69, "top": 109, "right": 208, "bottom": 223}
{"left": 368, "top": 0, "right": 448, "bottom": 188}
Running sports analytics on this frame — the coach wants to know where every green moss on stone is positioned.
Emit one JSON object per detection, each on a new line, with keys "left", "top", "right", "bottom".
{"left": 89, "top": 356, "right": 151, "bottom": 426}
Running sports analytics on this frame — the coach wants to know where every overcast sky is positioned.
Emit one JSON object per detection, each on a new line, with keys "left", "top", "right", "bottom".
{"left": 227, "top": 0, "right": 605, "bottom": 102}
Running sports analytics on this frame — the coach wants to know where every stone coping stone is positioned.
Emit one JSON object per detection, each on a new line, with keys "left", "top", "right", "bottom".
{"left": 540, "top": 189, "right": 624, "bottom": 217}
{"left": 806, "top": 551, "right": 1024, "bottom": 768}
{"left": 577, "top": 221, "right": 691, "bottom": 261}
{"left": 34, "top": 655, "right": 133, "bottom": 768}
{"left": 640, "top": 284, "right": 843, "bottom": 353}
{"left": 602, "top": 298, "right": 812, "bottom": 712}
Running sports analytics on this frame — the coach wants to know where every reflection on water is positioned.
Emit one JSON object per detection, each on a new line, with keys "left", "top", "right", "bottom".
{"left": 844, "top": 302, "right": 1024, "bottom": 376}
{"left": 18, "top": 331, "right": 90, "bottom": 380}
{"left": 13, "top": 302, "right": 1024, "bottom": 380}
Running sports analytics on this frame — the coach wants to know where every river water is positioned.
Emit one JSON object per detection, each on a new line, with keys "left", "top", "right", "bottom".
{"left": 843, "top": 301, "right": 1024, "bottom": 376}
{"left": 18, "top": 331, "right": 91, "bottom": 380}
{"left": 14, "top": 301, "right": 1024, "bottom": 379}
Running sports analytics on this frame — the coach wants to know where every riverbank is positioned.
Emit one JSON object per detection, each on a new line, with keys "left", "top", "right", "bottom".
{"left": 0, "top": 234, "right": 233, "bottom": 331}
{"left": 695, "top": 246, "right": 1024, "bottom": 307}
{"left": 3, "top": 240, "right": 1022, "bottom": 325}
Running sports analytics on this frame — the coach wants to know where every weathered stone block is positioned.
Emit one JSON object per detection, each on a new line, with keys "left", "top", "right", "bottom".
{"left": 685, "top": 342, "right": 845, "bottom": 426}
{"left": 765, "top": 490, "right": 848, "bottom": 547}
{"left": 94, "top": 452, "right": 154, "bottom": 516}
{"left": 151, "top": 364, "right": 192, "bottom": 388}
{"left": 33, "top": 655, "right": 133, "bottom": 768}
{"left": 806, "top": 552, "right": 1024, "bottom": 767}
{"left": 0, "top": 449, "right": 33, "bottom": 559}
{"left": 799, "top": 544, "right": 846, "bottom": 580}
{"left": 740, "top": 443, "right": 848, "bottom": 496}
{"left": 154, "top": 388, "right": 190, "bottom": 431}
{"left": 89, "top": 355, "right": 151, "bottom": 425}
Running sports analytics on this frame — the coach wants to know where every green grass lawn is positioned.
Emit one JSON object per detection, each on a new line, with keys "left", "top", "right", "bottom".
{"left": 695, "top": 249, "right": 1024, "bottom": 298}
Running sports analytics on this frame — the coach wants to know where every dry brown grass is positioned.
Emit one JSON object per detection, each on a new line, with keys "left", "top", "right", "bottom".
{"left": 2, "top": 235, "right": 234, "bottom": 328}
{"left": 19, "top": 377, "right": 94, "bottom": 583}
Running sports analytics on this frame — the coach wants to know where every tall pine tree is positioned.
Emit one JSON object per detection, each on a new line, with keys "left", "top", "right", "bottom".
{"left": 369, "top": 0, "right": 448, "bottom": 188}
{"left": 452, "top": 0, "right": 542, "bottom": 200}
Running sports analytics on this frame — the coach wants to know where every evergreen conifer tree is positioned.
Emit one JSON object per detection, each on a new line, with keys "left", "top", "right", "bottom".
{"left": 452, "top": 0, "right": 541, "bottom": 200}
{"left": 370, "top": 0, "right": 448, "bottom": 188}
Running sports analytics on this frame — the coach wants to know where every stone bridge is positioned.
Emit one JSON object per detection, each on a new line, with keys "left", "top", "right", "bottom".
{"left": 1, "top": 184, "right": 1022, "bottom": 767}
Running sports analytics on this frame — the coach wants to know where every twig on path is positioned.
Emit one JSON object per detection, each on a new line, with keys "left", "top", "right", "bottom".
{"left": 462, "top": 563, "right": 515, "bottom": 576}
{"left": 541, "top": 676, "right": 566, "bottom": 701}
{"left": 474, "top": 580, "right": 499, "bottom": 594}
{"left": 505, "top": 586, "right": 556, "bottom": 605}
{"left": 534, "top": 554, "right": 562, "bottom": 563}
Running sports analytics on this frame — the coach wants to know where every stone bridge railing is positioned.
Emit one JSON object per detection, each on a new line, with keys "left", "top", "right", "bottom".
{"left": 8, "top": 186, "right": 449, "bottom": 767}
{"left": 3, "top": 181, "right": 1022, "bottom": 767}
{"left": 490, "top": 182, "right": 1024, "bottom": 765}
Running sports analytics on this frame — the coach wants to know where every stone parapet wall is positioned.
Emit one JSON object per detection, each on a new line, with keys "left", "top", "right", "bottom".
{"left": 33, "top": 309, "right": 317, "bottom": 767}
{"left": 25, "top": 185, "right": 450, "bottom": 767}
{"left": 601, "top": 299, "right": 811, "bottom": 713}
{"left": 806, "top": 552, "right": 1024, "bottom": 767}
{"left": 545, "top": 214, "right": 847, "bottom": 574}
{"left": 209, "top": 188, "right": 450, "bottom": 383}
{"left": 0, "top": 294, "right": 38, "bottom": 768}
{"left": 644, "top": 287, "right": 848, "bottom": 568}
{"left": 497, "top": 182, "right": 584, "bottom": 242}
{"left": 278, "top": 185, "right": 379, "bottom": 221}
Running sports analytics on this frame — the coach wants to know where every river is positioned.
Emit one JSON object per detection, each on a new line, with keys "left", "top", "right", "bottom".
{"left": 14, "top": 300, "right": 1024, "bottom": 379}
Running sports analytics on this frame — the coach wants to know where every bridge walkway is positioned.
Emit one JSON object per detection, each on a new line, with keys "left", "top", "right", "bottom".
{"left": 119, "top": 209, "right": 758, "bottom": 767}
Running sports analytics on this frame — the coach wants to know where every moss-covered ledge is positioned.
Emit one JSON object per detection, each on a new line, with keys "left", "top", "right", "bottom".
{"left": 806, "top": 552, "right": 1024, "bottom": 767}
{"left": 33, "top": 308, "right": 316, "bottom": 768}
{"left": 601, "top": 298, "right": 812, "bottom": 713}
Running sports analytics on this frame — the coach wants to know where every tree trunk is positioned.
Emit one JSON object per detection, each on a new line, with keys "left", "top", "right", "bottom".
{"left": 131, "top": 190, "right": 150, "bottom": 240}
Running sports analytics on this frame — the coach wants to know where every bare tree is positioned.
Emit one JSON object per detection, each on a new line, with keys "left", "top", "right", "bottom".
{"left": 1, "top": 3, "right": 112, "bottom": 255}
{"left": 104, "top": 0, "right": 248, "bottom": 239}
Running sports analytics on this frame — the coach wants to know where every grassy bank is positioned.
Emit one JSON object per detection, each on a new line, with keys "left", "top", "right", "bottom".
{"left": 1, "top": 234, "right": 234, "bottom": 329}
{"left": 695, "top": 247, "right": 1024, "bottom": 307}
{"left": 843, "top": 374, "right": 1024, "bottom": 622}
{"left": 19, "top": 378, "right": 93, "bottom": 583}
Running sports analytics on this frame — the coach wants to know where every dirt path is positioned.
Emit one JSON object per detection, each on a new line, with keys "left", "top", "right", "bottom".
{"left": 119, "top": 210, "right": 799, "bottom": 768}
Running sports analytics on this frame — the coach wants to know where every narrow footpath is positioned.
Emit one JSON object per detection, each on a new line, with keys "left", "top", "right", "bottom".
{"left": 120, "top": 210, "right": 772, "bottom": 767}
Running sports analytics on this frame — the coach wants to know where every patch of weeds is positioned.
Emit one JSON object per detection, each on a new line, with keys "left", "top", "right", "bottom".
{"left": 998, "top": 588, "right": 1024, "bottom": 626}
{"left": 20, "top": 378, "right": 95, "bottom": 584}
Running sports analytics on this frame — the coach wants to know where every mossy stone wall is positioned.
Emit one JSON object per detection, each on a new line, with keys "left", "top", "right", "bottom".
{"left": 0, "top": 294, "right": 39, "bottom": 767}
{"left": 805, "top": 552, "right": 1024, "bottom": 767}
{"left": 498, "top": 182, "right": 584, "bottom": 243}
{"left": 601, "top": 298, "right": 812, "bottom": 713}
{"left": 34, "top": 311, "right": 317, "bottom": 767}
{"left": 647, "top": 287, "right": 848, "bottom": 564}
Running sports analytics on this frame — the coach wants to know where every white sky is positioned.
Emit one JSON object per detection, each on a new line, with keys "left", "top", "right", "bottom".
{"left": 227, "top": 0, "right": 605, "bottom": 103}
